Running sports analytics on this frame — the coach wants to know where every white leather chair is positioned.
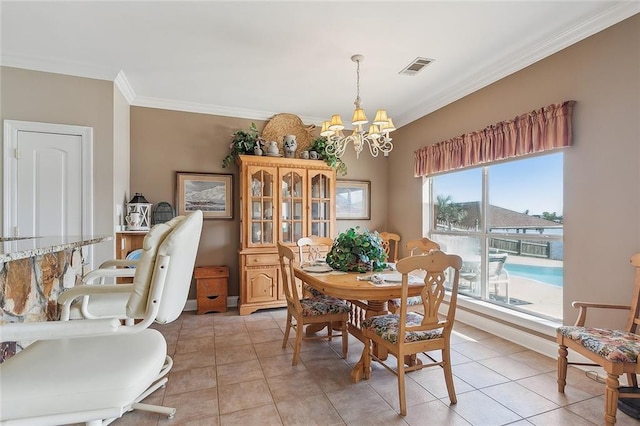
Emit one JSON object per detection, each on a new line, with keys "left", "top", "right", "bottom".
{"left": 65, "top": 217, "right": 190, "bottom": 322}
{"left": 0, "top": 210, "right": 203, "bottom": 425}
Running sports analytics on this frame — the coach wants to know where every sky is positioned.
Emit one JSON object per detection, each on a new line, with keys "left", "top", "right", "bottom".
{"left": 433, "top": 152, "right": 563, "bottom": 216}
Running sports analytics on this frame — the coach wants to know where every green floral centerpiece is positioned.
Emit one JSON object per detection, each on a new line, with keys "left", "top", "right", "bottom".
{"left": 222, "top": 122, "right": 264, "bottom": 168}
{"left": 310, "top": 136, "right": 347, "bottom": 176}
{"left": 326, "top": 227, "right": 386, "bottom": 272}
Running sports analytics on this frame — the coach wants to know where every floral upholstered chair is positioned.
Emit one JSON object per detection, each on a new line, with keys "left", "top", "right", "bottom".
{"left": 388, "top": 237, "right": 441, "bottom": 314}
{"left": 278, "top": 242, "right": 350, "bottom": 366}
{"left": 557, "top": 252, "right": 640, "bottom": 426}
{"left": 362, "top": 250, "right": 462, "bottom": 416}
{"left": 297, "top": 236, "right": 334, "bottom": 297}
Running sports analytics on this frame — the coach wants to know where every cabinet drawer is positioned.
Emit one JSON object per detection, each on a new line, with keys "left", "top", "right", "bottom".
{"left": 246, "top": 254, "right": 279, "bottom": 266}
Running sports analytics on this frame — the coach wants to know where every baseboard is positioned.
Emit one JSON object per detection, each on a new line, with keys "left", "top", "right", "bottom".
{"left": 455, "top": 307, "right": 559, "bottom": 359}
{"left": 454, "top": 302, "right": 593, "bottom": 365}
{"left": 184, "top": 296, "right": 239, "bottom": 312}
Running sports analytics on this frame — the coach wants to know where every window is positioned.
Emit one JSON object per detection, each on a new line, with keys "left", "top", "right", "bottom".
{"left": 426, "top": 153, "right": 563, "bottom": 321}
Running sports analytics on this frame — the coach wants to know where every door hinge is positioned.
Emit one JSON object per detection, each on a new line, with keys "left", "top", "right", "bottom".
{"left": 13, "top": 226, "right": 19, "bottom": 237}
{"left": 14, "top": 148, "right": 19, "bottom": 159}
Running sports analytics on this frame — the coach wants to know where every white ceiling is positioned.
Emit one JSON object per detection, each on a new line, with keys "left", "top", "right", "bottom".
{"left": 1, "top": 1, "right": 639, "bottom": 128}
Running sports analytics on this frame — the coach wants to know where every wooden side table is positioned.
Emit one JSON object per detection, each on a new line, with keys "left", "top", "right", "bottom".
{"left": 115, "top": 231, "right": 147, "bottom": 283}
{"left": 194, "top": 266, "right": 229, "bottom": 314}
{"left": 115, "top": 231, "right": 147, "bottom": 259}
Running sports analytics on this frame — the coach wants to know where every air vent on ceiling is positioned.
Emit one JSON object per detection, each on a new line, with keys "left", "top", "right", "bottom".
{"left": 399, "top": 57, "right": 434, "bottom": 76}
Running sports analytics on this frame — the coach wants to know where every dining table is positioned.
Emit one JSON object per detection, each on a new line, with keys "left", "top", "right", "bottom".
{"left": 293, "top": 264, "right": 425, "bottom": 383}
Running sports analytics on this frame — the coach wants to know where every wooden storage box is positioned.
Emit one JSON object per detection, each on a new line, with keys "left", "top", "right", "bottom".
{"left": 194, "top": 266, "right": 229, "bottom": 314}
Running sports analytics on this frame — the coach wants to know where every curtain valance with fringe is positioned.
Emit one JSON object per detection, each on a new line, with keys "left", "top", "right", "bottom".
{"left": 414, "top": 100, "right": 576, "bottom": 177}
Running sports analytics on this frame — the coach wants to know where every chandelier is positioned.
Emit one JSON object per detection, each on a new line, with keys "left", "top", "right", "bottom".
{"left": 321, "top": 54, "right": 395, "bottom": 159}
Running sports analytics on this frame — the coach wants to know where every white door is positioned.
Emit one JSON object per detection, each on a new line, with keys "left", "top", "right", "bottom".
{"left": 3, "top": 120, "right": 93, "bottom": 261}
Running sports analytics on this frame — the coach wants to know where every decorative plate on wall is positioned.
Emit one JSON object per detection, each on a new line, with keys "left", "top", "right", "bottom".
{"left": 261, "top": 113, "right": 316, "bottom": 154}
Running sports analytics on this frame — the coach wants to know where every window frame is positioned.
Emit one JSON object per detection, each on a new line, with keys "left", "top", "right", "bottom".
{"left": 424, "top": 157, "right": 563, "bottom": 322}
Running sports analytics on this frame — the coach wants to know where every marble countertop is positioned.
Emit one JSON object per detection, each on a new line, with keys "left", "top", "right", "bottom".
{"left": 0, "top": 235, "right": 113, "bottom": 262}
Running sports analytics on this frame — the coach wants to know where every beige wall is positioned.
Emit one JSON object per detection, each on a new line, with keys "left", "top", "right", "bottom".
{"left": 390, "top": 14, "right": 640, "bottom": 327}
{"left": 130, "top": 107, "right": 389, "bottom": 298}
{"left": 0, "top": 67, "right": 116, "bottom": 264}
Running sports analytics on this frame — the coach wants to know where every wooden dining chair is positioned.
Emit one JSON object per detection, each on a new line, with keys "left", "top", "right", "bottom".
{"left": 557, "top": 252, "right": 640, "bottom": 426}
{"left": 297, "top": 236, "right": 334, "bottom": 297}
{"left": 406, "top": 237, "right": 440, "bottom": 256}
{"left": 362, "top": 250, "right": 462, "bottom": 416}
{"left": 297, "top": 236, "right": 334, "bottom": 265}
{"left": 277, "top": 242, "right": 350, "bottom": 365}
{"left": 388, "top": 237, "right": 442, "bottom": 314}
{"left": 378, "top": 232, "right": 401, "bottom": 263}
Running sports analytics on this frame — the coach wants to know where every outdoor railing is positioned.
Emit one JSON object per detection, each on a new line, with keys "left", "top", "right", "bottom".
{"left": 489, "top": 237, "right": 550, "bottom": 258}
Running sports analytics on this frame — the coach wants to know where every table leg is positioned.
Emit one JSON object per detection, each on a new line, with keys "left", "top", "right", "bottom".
{"left": 351, "top": 349, "right": 366, "bottom": 383}
{"left": 404, "top": 354, "right": 423, "bottom": 366}
{"left": 349, "top": 299, "right": 389, "bottom": 383}
{"left": 305, "top": 322, "right": 329, "bottom": 335}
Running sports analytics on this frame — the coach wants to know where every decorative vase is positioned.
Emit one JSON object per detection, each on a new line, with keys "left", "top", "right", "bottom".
{"left": 267, "top": 141, "right": 279, "bottom": 156}
{"left": 283, "top": 135, "right": 297, "bottom": 158}
{"left": 254, "top": 146, "right": 263, "bottom": 156}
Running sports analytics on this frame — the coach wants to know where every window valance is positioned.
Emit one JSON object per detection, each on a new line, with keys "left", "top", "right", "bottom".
{"left": 414, "top": 100, "right": 576, "bottom": 177}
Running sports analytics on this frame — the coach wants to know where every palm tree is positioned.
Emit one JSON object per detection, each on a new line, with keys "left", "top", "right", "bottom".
{"left": 542, "top": 211, "right": 563, "bottom": 223}
{"left": 436, "top": 195, "right": 467, "bottom": 230}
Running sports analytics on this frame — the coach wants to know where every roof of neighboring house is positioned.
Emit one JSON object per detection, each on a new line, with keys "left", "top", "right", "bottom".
{"left": 453, "top": 201, "right": 562, "bottom": 230}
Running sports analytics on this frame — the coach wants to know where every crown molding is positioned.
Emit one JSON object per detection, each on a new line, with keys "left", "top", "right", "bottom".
{"left": 114, "top": 71, "right": 135, "bottom": 105}
{"left": 0, "top": 52, "right": 117, "bottom": 82}
{"left": 131, "top": 95, "right": 325, "bottom": 125}
{"left": 131, "top": 96, "right": 277, "bottom": 120}
{"left": 397, "top": 1, "right": 640, "bottom": 128}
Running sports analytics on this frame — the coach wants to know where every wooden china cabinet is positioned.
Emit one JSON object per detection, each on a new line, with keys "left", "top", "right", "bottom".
{"left": 237, "top": 155, "right": 336, "bottom": 315}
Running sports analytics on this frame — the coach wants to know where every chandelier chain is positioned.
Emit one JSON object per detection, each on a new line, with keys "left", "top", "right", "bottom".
{"left": 354, "top": 58, "right": 361, "bottom": 108}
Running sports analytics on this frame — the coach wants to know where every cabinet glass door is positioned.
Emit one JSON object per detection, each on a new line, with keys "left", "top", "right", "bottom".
{"left": 249, "top": 168, "right": 275, "bottom": 245}
{"left": 280, "top": 169, "right": 305, "bottom": 243}
{"left": 308, "top": 171, "right": 333, "bottom": 238}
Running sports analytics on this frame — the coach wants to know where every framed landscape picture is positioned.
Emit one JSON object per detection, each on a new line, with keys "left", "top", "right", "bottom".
{"left": 176, "top": 172, "right": 233, "bottom": 219}
{"left": 336, "top": 180, "right": 371, "bottom": 220}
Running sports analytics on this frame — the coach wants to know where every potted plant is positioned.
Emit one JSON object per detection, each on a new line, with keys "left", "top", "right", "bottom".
{"left": 222, "top": 122, "right": 263, "bottom": 168}
{"left": 326, "top": 227, "right": 387, "bottom": 272}
{"left": 310, "top": 136, "right": 348, "bottom": 176}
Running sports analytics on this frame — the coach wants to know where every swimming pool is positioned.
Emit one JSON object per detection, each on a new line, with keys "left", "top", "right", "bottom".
{"left": 504, "top": 263, "right": 564, "bottom": 287}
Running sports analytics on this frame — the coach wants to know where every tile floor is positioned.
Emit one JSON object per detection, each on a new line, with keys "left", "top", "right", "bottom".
{"left": 112, "top": 309, "right": 638, "bottom": 425}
